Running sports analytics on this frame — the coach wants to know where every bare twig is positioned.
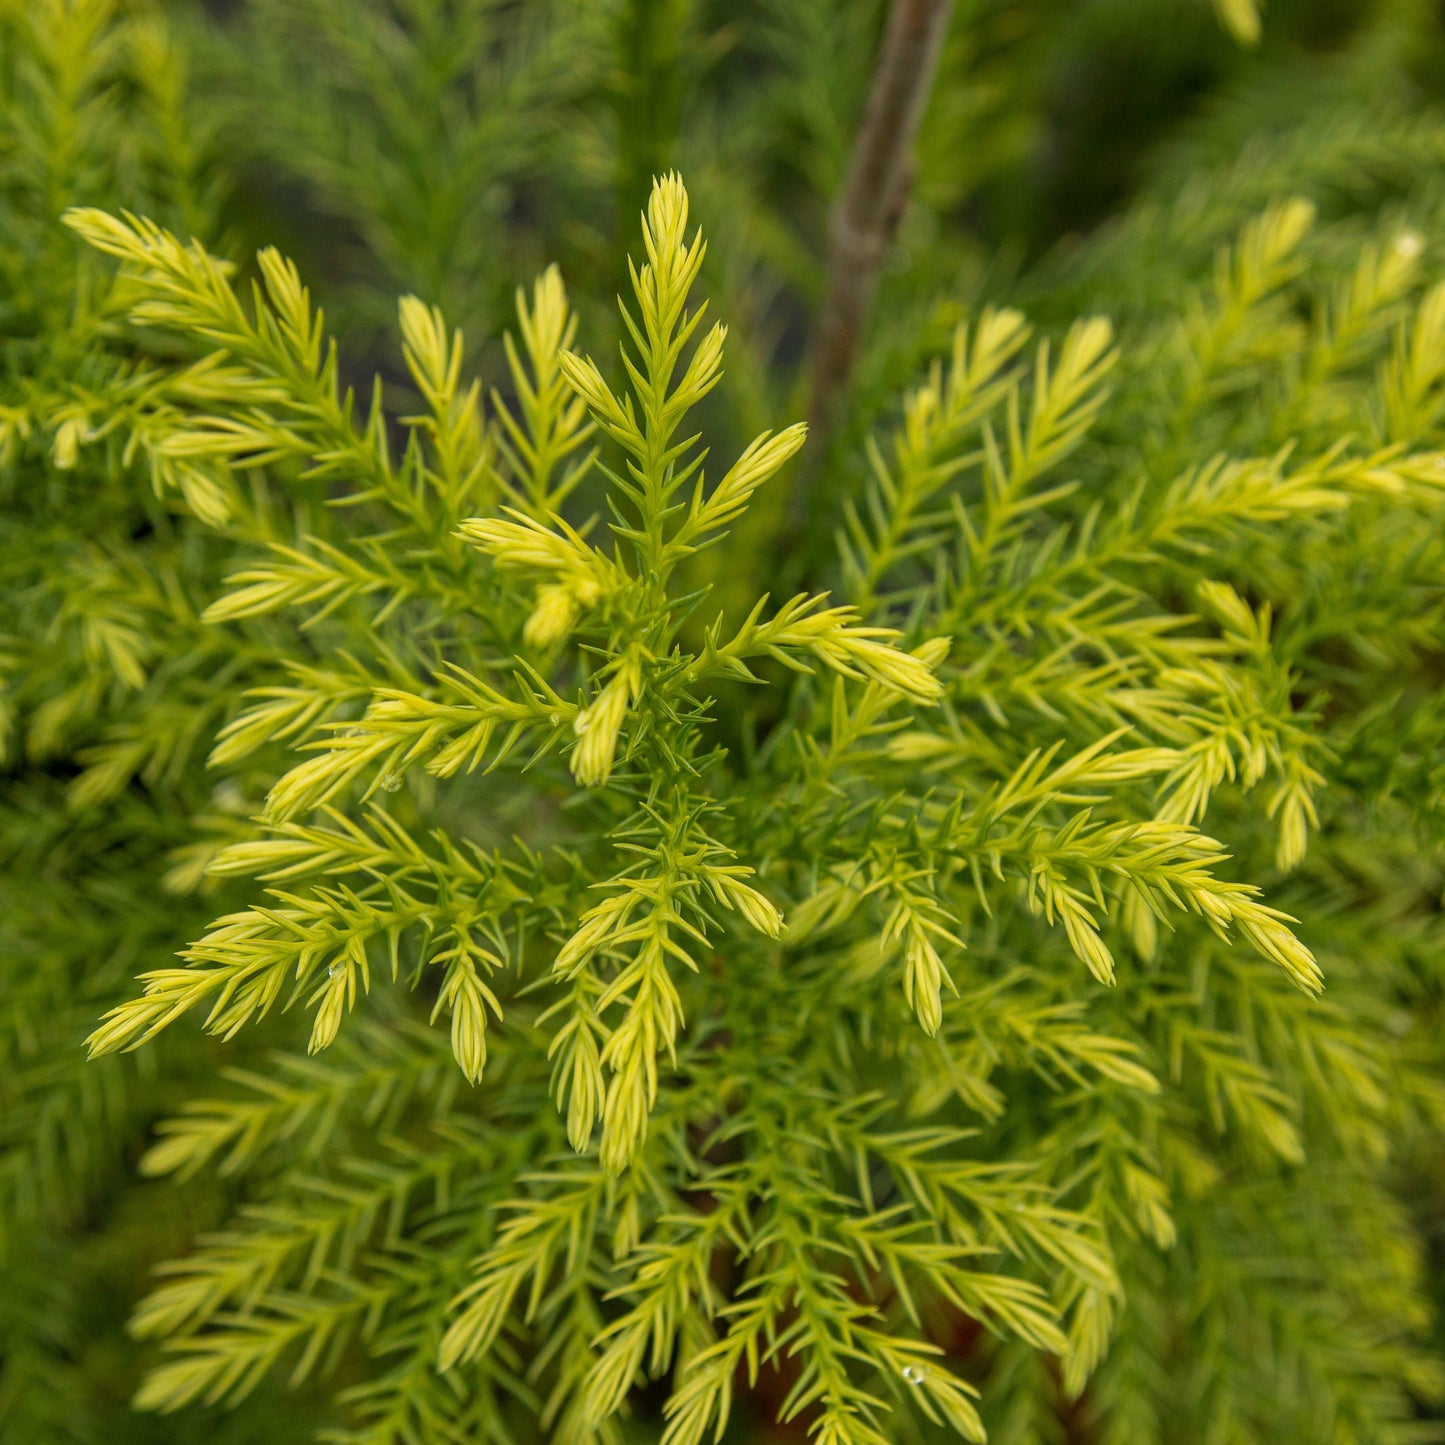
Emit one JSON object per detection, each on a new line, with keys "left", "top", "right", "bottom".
{"left": 804, "top": 0, "right": 955, "bottom": 463}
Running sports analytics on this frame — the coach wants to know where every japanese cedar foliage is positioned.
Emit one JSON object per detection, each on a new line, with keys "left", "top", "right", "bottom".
{"left": 7, "top": 2, "right": 1445, "bottom": 1444}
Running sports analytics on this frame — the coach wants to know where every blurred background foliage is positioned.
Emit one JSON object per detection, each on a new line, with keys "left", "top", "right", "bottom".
{"left": 6, "top": 0, "right": 1445, "bottom": 1439}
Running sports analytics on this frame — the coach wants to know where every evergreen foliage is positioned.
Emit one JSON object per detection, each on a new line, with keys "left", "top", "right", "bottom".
{"left": 7, "top": 1, "right": 1445, "bottom": 1442}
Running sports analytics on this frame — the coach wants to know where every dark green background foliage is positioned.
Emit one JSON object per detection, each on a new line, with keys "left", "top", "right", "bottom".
{"left": 6, "top": 1, "right": 1445, "bottom": 1442}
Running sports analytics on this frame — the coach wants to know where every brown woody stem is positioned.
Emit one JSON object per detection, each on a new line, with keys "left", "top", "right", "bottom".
{"left": 804, "top": 0, "right": 955, "bottom": 462}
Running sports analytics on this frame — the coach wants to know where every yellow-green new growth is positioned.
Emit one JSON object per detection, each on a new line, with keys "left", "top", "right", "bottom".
{"left": 77, "top": 173, "right": 950, "bottom": 1168}
{"left": 458, "top": 509, "right": 622, "bottom": 648}
{"left": 1213, "top": 0, "right": 1263, "bottom": 45}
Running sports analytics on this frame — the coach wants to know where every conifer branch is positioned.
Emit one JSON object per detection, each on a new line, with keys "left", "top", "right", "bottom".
{"left": 25, "top": 109, "right": 1445, "bottom": 1442}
